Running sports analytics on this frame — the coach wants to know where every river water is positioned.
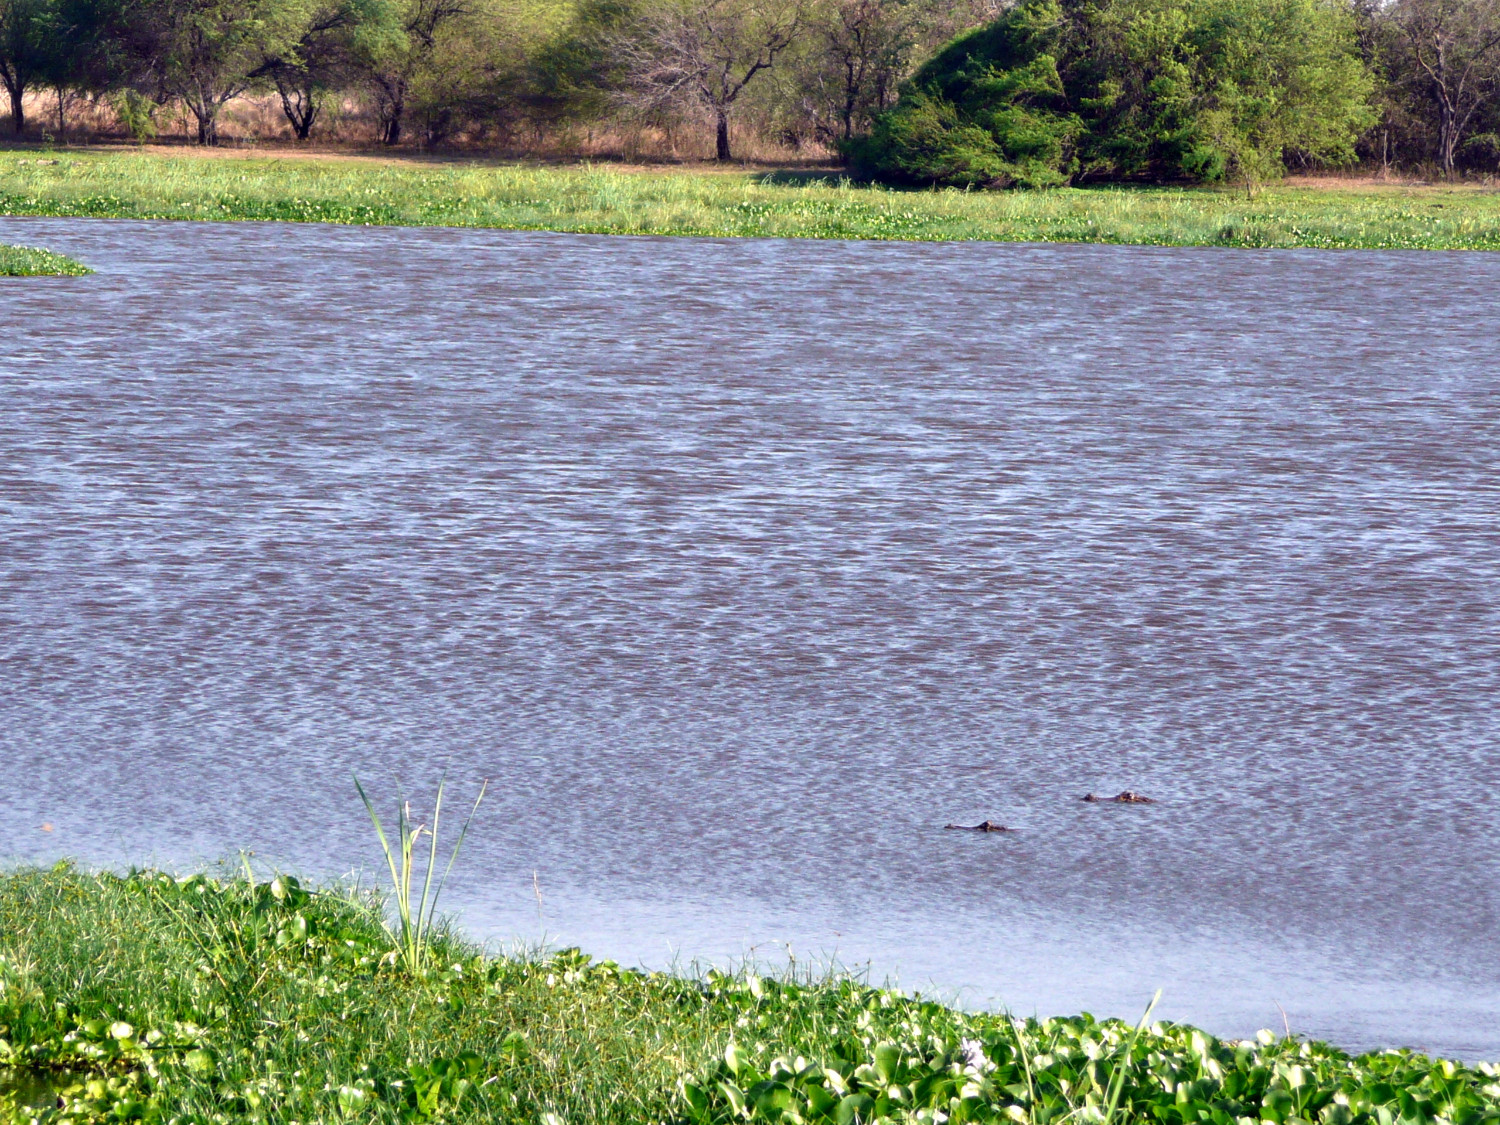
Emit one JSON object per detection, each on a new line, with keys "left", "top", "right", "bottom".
{"left": 3, "top": 217, "right": 1498, "bottom": 1059}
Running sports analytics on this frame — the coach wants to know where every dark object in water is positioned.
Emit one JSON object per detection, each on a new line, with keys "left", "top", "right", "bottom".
{"left": 945, "top": 820, "right": 1013, "bottom": 832}
{"left": 1081, "top": 791, "right": 1156, "bottom": 804}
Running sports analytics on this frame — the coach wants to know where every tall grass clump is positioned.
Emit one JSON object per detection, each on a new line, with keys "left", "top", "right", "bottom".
{"left": 355, "top": 774, "right": 487, "bottom": 976}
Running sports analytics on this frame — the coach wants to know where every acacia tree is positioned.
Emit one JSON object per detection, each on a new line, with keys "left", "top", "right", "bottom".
{"left": 42, "top": 0, "right": 124, "bottom": 140}
{"left": 1385, "top": 0, "right": 1500, "bottom": 173}
{"left": 355, "top": 0, "right": 467, "bottom": 144}
{"left": 260, "top": 0, "right": 374, "bottom": 138}
{"left": 0, "top": 0, "right": 55, "bottom": 133}
{"left": 139, "top": 0, "right": 313, "bottom": 143}
{"left": 616, "top": 0, "right": 802, "bottom": 159}
{"left": 804, "top": 0, "right": 922, "bottom": 141}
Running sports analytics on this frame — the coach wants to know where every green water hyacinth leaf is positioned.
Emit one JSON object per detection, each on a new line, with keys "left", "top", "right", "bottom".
{"left": 722, "top": 1080, "right": 749, "bottom": 1117}
{"left": 338, "top": 1083, "right": 372, "bottom": 1116}
{"left": 836, "top": 1091, "right": 874, "bottom": 1123}
{"left": 727, "top": 1040, "right": 748, "bottom": 1078}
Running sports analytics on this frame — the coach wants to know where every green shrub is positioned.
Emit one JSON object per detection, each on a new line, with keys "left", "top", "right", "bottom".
{"left": 851, "top": 0, "right": 1374, "bottom": 188}
{"left": 847, "top": 3, "right": 1083, "bottom": 187}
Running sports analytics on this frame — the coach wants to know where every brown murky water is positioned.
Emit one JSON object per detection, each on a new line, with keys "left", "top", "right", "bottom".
{"left": 3, "top": 218, "right": 1499, "bottom": 1058}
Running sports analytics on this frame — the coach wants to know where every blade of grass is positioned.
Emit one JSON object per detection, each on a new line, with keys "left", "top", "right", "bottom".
{"left": 414, "top": 778, "right": 444, "bottom": 967}
{"left": 1103, "top": 990, "right": 1163, "bottom": 1125}
{"left": 425, "top": 780, "right": 488, "bottom": 942}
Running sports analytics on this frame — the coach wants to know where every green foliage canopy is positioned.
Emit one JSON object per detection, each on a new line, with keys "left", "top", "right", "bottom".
{"left": 849, "top": 0, "right": 1376, "bottom": 186}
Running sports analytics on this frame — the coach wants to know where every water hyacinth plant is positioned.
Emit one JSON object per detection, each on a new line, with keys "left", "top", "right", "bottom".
{"left": 5, "top": 150, "right": 1500, "bottom": 251}
{"left": 2, "top": 866, "right": 1499, "bottom": 1124}
{"left": 0, "top": 244, "right": 90, "bottom": 276}
{"left": 354, "top": 774, "right": 487, "bottom": 975}
{"left": 679, "top": 976, "right": 1500, "bottom": 1125}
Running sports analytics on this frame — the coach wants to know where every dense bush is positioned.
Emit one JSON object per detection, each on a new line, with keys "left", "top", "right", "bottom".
{"left": 848, "top": 0, "right": 1375, "bottom": 186}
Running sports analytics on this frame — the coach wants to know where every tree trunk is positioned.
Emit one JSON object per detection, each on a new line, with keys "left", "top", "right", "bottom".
{"left": 374, "top": 74, "right": 407, "bottom": 146}
{"left": 842, "top": 57, "right": 858, "bottom": 141}
{"left": 56, "top": 88, "right": 66, "bottom": 143}
{"left": 1440, "top": 105, "right": 1458, "bottom": 175}
{"left": 277, "top": 80, "right": 318, "bottom": 141}
{"left": 715, "top": 109, "right": 731, "bottom": 161}
{"left": 8, "top": 84, "right": 24, "bottom": 136}
{"left": 380, "top": 91, "right": 404, "bottom": 145}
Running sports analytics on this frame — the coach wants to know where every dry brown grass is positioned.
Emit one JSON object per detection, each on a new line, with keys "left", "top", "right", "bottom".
{"left": 15, "top": 90, "right": 1500, "bottom": 186}
{"left": 10, "top": 90, "right": 833, "bottom": 168}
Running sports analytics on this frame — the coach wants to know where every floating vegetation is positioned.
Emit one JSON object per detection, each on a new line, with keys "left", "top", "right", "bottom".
{"left": 3, "top": 150, "right": 1500, "bottom": 251}
{"left": 0, "top": 244, "right": 90, "bottom": 276}
{"left": 2, "top": 863, "right": 1498, "bottom": 1124}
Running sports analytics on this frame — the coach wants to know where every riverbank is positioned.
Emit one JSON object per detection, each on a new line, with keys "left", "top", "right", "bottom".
{"left": 0, "top": 243, "right": 90, "bottom": 275}
{"left": 3, "top": 148, "right": 1500, "bottom": 250}
{"left": 1, "top": 866, "right": 1496, "bottom": 1124}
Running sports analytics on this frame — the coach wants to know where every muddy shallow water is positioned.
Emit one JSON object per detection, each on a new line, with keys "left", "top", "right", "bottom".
{"left": 2, "top": 218, "right": 1498, "bottom": 1058}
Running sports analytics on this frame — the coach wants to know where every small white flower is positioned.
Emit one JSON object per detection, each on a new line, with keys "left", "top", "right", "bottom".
{"left": 959, "top": 1038, "right": 994, "bottom": 1073}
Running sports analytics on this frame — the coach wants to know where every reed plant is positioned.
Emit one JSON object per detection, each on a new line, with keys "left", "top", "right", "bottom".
{"left": 354, "top": 774, "right": 487, "bottom": 975}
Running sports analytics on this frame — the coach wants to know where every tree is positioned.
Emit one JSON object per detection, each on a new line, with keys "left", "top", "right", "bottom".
{"left": 42, "top": 0, "right": 146, "bottom": 140}
{"left": 0, "top": 0, "right": 55, "bottom": 133}
{"left": 354, "top": 0, "right": 467, "bottom": 144}
{"left": 615, "top": 0, "right": 803, "bottom": 159}
{"left": 136, "top": 0, "right": 314, "bottom": 143}
{"left": 803, "top": 0, "right": 923, "bottom": 142}
{"left": 1385, "top": 0, "right": 1500, "bottom": 174}
{"left": 1099, "top": 0, "right": 1377, "bottom": 185}
{"left": 521, "top": 0, "right": 631, "bottom": 132}
{"left": 259, "top": 0, "right": 375, "bottom": 138}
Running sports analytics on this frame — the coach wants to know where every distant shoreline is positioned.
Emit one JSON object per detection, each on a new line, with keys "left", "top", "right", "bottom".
{"left": 4, "top": 147, "right": 1500, "bottom": 251}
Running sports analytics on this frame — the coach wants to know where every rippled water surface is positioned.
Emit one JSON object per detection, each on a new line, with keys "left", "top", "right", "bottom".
{"left": 3, "top": 218, "right": 1499, "bottom": 1058}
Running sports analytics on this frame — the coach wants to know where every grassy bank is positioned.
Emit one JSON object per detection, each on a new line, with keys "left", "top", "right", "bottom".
{"left": 3, "top": 149, "right": 1500, "bottom": 250}
{"left": 0, "top": 243, "right": 90, "bottom": 275}
{"left": 2, "top": 865, "right": 1498, "bottom": 1125}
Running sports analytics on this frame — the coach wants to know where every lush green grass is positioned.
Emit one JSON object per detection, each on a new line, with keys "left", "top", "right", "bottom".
{"left": 2, "top": 865, "right": 1499, "bottom": 1125}
{"left": 3, "top": 149, "right": 1500, "bottom": 249}
{"left": 0, "top": 243, "right": 90, "bottom": 276}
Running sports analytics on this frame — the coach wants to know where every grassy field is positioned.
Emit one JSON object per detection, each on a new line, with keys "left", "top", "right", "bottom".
{"left": 2, "top": 864, "right": 1499, "bottom": 1125}
{"left": 2, "top": 147, "right": 1500, "bottom": 249}
{"left": 0, "top": 242, "right": 90, "bottom": 275}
